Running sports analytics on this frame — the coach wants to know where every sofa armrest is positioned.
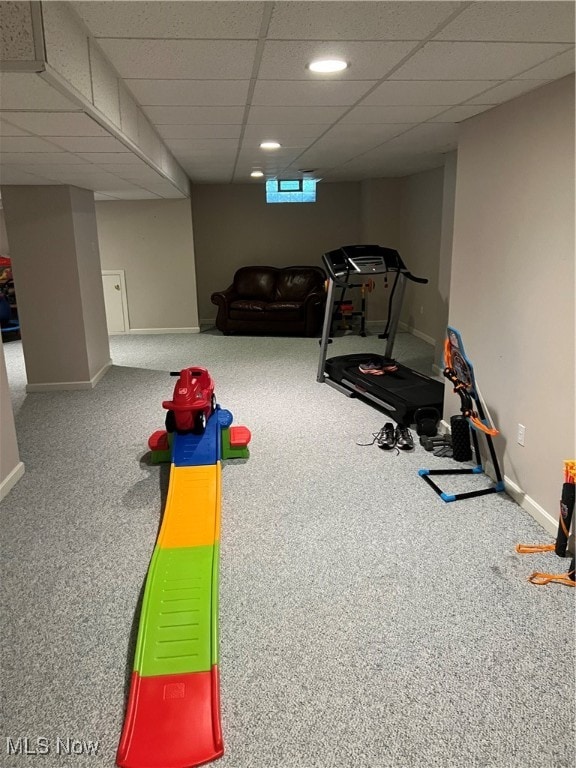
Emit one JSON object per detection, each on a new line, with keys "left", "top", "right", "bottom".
{"left": 211, "top": 286, "right": 237, "bottom": 309}
{"left": 302, "top": 289, "right": 326, "bottom": 308}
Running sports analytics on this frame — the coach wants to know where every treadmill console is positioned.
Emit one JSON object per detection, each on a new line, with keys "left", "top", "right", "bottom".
{"left": 322, "top": 244, "right": 406, "bottom": 283}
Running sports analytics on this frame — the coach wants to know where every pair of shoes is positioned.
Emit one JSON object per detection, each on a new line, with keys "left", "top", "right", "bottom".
{"left": 395, "top": 425, "right": 415, "bottom": 451}
{"left": 359, "top": 361, "right": 399, "bottom": 376}
{"left": 359, "top": 361, "right": 385, "bottom": 375}
{"left": 377, "top": 423, "right": 396, "bottom": 449}
{"left": 377, "top": 423, "right": 415, "bottom": 451}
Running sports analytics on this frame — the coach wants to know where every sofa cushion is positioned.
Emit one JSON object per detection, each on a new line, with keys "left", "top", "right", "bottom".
{"left": 275, "top": 268, "right": 324, "bottom": 301}
{"left": 233, "top": 267, "right": 276, "bottom": 300}
{"left": 267, "top": 301, "right": 302, "bottom": 311}
{"left": 230, "top": 299, "right": 267, "bottom": 312}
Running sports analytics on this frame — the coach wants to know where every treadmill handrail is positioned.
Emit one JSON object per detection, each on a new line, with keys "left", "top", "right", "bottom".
{"left": 405, "top": 271, "right": 428, "bottom": 284}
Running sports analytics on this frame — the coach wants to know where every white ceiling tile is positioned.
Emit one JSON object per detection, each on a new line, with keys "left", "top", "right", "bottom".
{"left": 436, "top": 2, "right": 575, "bottom": 43}
{"left": 98, "top": 39, "right": 258, "bottom": 80}
{"left": 189, "top": 171, "right": 234, "bottom": 184}
{"left": 181, "top": 158, "right": 237, "bottom": 172}
{"left": 0, "top": 136, "right": 65, "bottom": 153}
{"left": 126, "top": 79, "right": 250, "bottom": 107}
{"left": 0, "top": 73, "right": 81, "bottom": 111}
{"left": 97, "top": 189, "right": 161, "bottom": 199}
{"left": 362, "top": 80, "right": 500, "bottom": 106}
{"left": 0, "top": 112, "right": 110, "bottom": 137}
{"left": 467, "top": 80, "right": 552, "bottom": 105}
{"left": 321, "top": 123, "right": 415, "bottom": 144}
{"left": 291, "top": 146, "right": 361, "bottom": 167}
{"left": 390, "top": 41, "right": 571, "bottom": 80}
{"left": 429, "top": 105, "right": 493, "bottom": 122}
{"left": 119, "top": 83, "right": 140, "bottom": 143}
{"left": 73, "top": 1, "right": 265, "bottom": 39}
{"left": 164, "top": 138, "right": 239, "bottom": 154}
{"left": 252, "top": 80, "right": 376, "bottom": 107}
{"left": 243, "top": 124, "right": 330, "bottom": 143}
{"left": 89, "top": 40, "right": 121, "bottom": 128}
{"left": 82, "top": 178, "right": 146, "bottom": 191}
{"left": 143, "top": 106, "right": 245, "bottom": 125}
{"left": 36, "top": 165, "right": 122, "bottom": 177}
{"left": 383, "top": 123, "right": 460, "bottom": 152}
{"left": 0, "top": 169, "right": 56, "bottom": 185}
{"left": 0, "top": 1, "right": 35, "bottom": 60}
{"left": 41, "top": 2, "right": 93, "bottom": 101}
{"left": 137, "top": 111, "right": 163, "bottom": 166}
{"left": 157, "top": 124, "right": 242, "bottom": 140}
{"left": 268, "top": 2, "right": 462, "bottom": 40}
{"left": 94, "top": 192, "right": 119, "bottom": 200}
{"left": 76, "top": 152, "right": 136, "bottom": 164}
{"left": 0, "top": 153, "right": 87, "bottom": 165}
{"left": 174, "top": 151, "right": 238, "bottom": 167}
{"left": 48, "top": 136, "right": 129, "bottom": 153}
{"left": 104, "top": 163, "right": 163, "bottom": 180}
{"left": 514, "top": 48, "right": 575, "bottom": 80}
{"left": 0, "top": 120, "right": 31, "bottom": 137}
{"left": 341, "top": 105, "right": 445, "bottom": 123}
{"left": 259, "top": 41, "right": 417, "bottom": 80}
{"left": 137, "top": 182, "right": 185, "bottom": 199}
{"left": 247, "top": 106, "right": 348, "bottom": 125}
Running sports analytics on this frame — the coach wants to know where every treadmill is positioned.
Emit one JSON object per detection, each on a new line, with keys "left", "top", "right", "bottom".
{"left": 317, "top": 244, "right": 444, "bottom": 425}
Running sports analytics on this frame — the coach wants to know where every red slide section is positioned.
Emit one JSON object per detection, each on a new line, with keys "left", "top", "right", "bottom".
{"left": 117, "top": 667, "right": 223, "bottom": 768}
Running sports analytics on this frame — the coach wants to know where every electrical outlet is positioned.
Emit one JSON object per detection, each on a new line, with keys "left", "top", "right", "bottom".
{"left": 517, "top": 424, "right": 526, "bottom": 446}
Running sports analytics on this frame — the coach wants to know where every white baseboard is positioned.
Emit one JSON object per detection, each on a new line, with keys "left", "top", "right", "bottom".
{"left": 129, "top": 327, "right": 200, "bottom": 335}
{"left": 439, "top": 419, "right": 556, "bottom": 535}
{"left": 398, "top": 321, "right": 435, "bottom": 346}
{"left": 503, "top": 476, "right": 558, "bottom": 536}
{"left": 0, "top": 461, "right": 25, "bottom": 501}
{"left": 26, "top": 360, "right": 112, "bottom": 392}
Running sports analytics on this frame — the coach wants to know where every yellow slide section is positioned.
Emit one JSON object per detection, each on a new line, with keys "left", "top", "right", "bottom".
{"left": 157, "top": 463, "right": 222, "bottom": 549}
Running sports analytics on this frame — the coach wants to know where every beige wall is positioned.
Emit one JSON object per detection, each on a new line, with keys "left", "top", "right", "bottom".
{"left": 449, "top": 75, "right": 575, "bottom": 520}
{"left": 0, "top": 340, "right": 23, "bottom": 499}
{"left": 358, "top": 170, "right": 446, "bottom": 335}
{"left": 70, "top": 186, "right": 111, "bottom": 380}
{"left": 1, "top": 185, "right": 111, "bottom": 389}
{"left": 396, "top": 167, "right": 445, "bottom": 345}
{"left": 360, "top": 178, "right": 402, "bottom": 247}
{"left": 96, "top": 199, "right": 199, "bottom": 332}
{"left": 435, "top": 152, "right": 458, "bottom": 367}
{"left": 0, "top": 208, "right": 9, "bottom": 255}
{"left": 191, "top": 182, "right": 362, "bottom": 321}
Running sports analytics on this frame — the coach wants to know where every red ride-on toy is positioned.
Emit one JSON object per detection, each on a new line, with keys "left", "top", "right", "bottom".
{"left": 162, "top": 367, "right": 216, "bottom": 434}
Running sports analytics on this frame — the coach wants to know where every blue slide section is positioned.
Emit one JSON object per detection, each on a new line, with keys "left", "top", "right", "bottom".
{"left": 172, "top": 409, "right": 221, "bottom": 467}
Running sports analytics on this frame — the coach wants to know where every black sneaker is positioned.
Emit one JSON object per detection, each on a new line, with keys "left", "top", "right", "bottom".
{"left": 395, "top": 425, "right": 414, "bottom": 451}
{"left": 377, "top": 423, "right": 396, "bottom": 450}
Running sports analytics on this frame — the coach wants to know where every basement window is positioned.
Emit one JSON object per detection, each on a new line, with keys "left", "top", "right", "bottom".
{"left": 265, "top": 178, "right": 317, "bottom": 204}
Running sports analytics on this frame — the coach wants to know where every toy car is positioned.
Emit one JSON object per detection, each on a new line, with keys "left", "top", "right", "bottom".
{"left": 162, "top": 367, "right": 216, "bottom": 434}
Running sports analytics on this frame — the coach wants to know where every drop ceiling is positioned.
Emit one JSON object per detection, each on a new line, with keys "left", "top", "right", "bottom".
{"left": 0, "top": 1, "right": 574, "bottom": 199}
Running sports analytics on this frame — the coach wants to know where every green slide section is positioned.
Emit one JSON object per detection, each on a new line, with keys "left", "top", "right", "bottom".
{"left": 133, "top": 544, "right": 220, "bottom": 677}
{"left": 211, "top": 538, "right": 220, "bottom": 667}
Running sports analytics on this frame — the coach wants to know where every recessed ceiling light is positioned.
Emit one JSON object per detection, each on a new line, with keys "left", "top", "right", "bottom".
{"left": 250, "top": 170, "right": 264, "bottom": 178}
{"left": 260, "top": 141, "right": 281, "bottom": 150}
{"left": 308, "top": 59, "right": 349, "bottom": 73}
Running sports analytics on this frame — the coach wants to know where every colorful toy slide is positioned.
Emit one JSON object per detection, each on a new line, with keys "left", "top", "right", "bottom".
{"left": 117, "top": 405, "right": 250, "bottom": 768}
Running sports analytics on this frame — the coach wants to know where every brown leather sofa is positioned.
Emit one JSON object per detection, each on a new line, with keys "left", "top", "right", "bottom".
{"left": 211, "top": 265, "right": 327, "bottom": 336}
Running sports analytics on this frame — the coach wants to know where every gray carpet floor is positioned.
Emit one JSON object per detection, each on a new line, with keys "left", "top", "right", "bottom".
{"left": 1, "top": 330, "right": 574, "bottom": 768}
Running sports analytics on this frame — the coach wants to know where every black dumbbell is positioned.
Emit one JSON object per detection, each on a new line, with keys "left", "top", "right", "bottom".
{"left": 420, "top": 435, "right": 451, "bottom": 451}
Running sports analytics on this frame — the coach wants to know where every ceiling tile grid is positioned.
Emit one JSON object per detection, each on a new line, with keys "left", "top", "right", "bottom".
{"left": 1, "top": 1, "right": 574, "bottom": 191}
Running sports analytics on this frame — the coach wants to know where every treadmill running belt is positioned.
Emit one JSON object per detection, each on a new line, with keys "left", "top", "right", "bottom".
{"left": 325, "top": 353, "right": 444, "bottom": 424}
